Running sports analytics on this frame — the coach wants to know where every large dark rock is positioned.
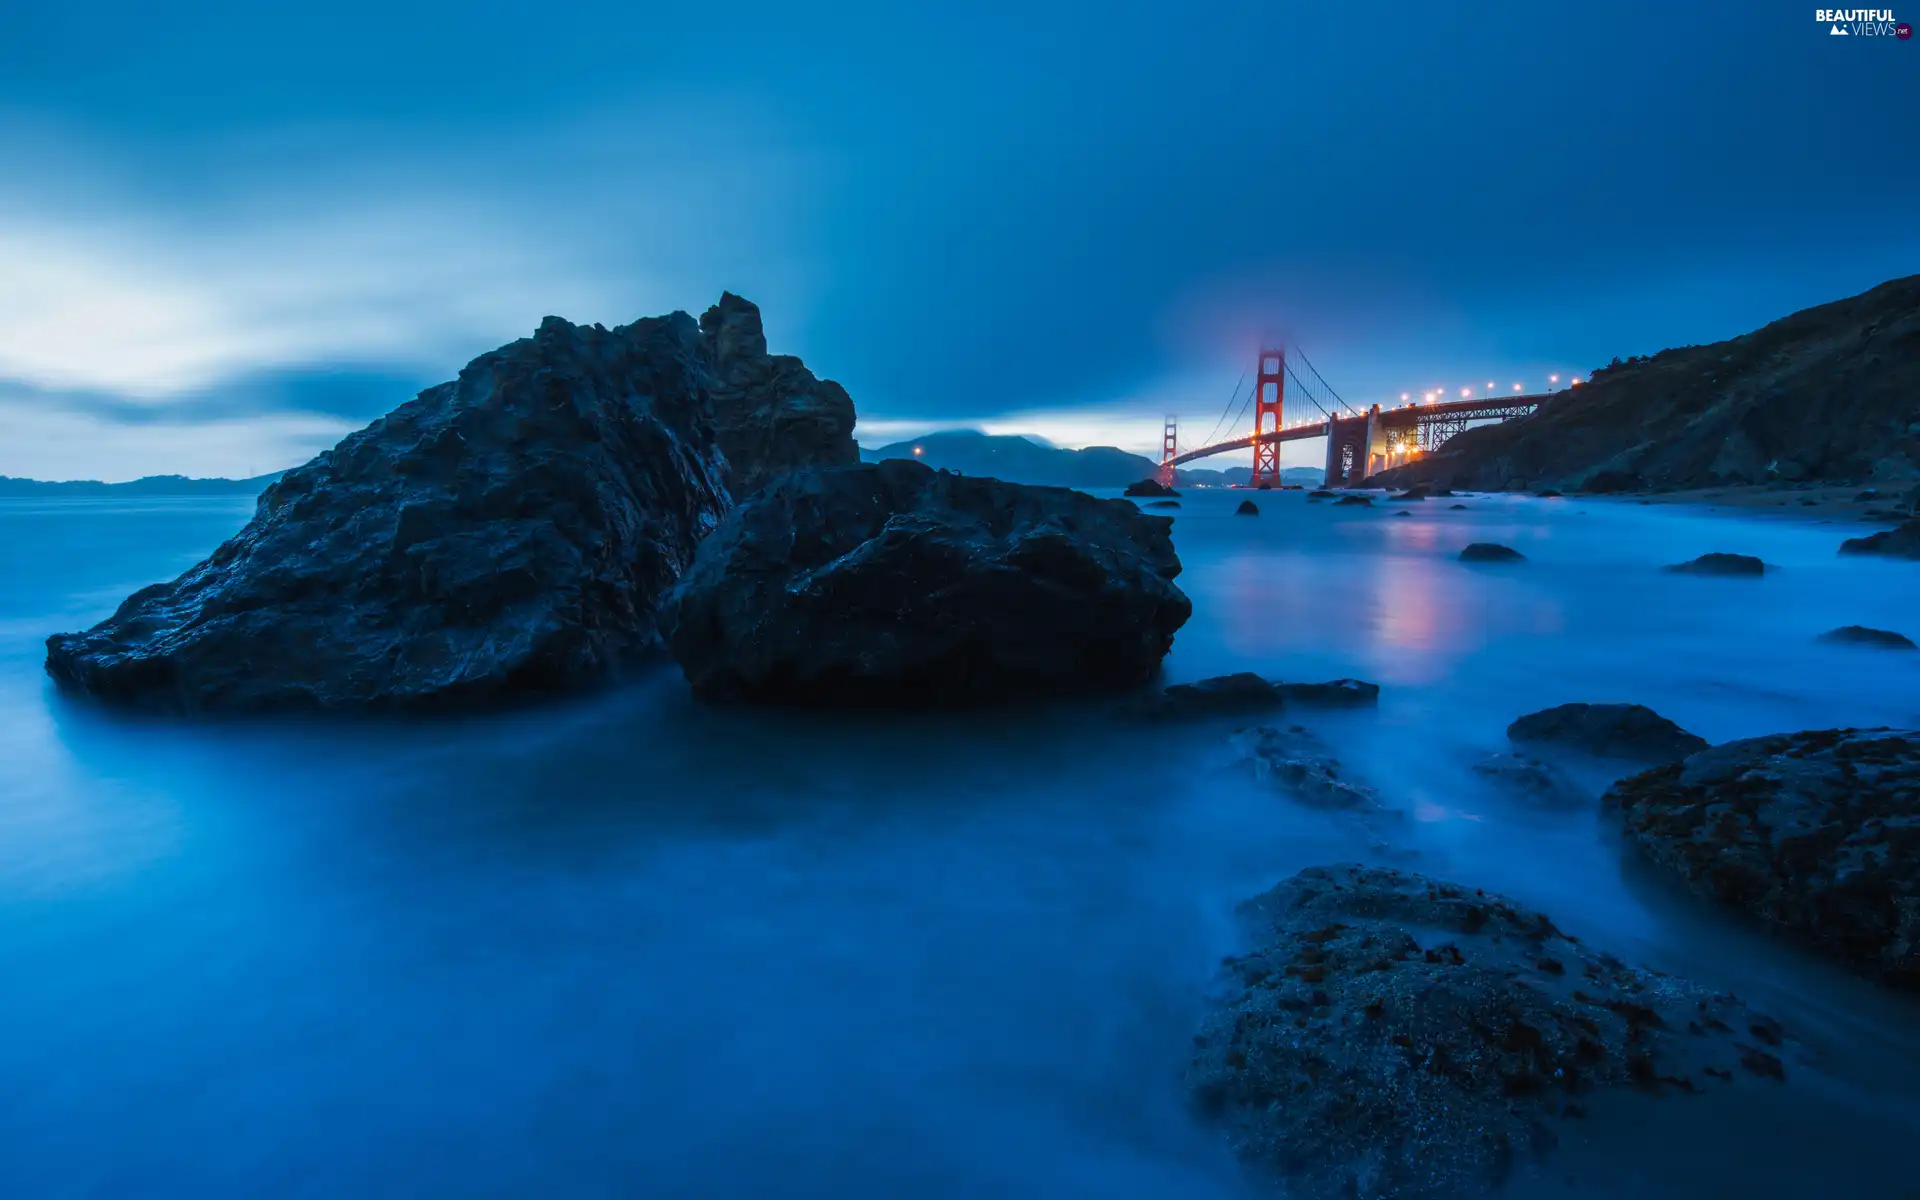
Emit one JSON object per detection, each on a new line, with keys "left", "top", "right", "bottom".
{"left": 1235, "top": 499, "right": 1260, "bottom": 516}
{"left": 1818, "top": 625, "right": 1917, "bottom": 650}
{"left": 1333, "top": 494, "right": 1372, "bottom": 507}
{"left": 1605, "top": 728, "right": 1920, "bottom": 989}
{"left": 1666, "top": 552, "right": 1765, "bottom": 576}
{"left": 1840, "top": 519, "right": 1920, "bottom": 559}
{"left": 700, "top": 293, "right": 857, "bottom": 494}
{"left": 1188, "top": 864, "right": 1792, "bottom": 1200}
{"left": 1508, "top": 703, "right": 1708, "bottom": 763}
{"left": 660, "top": 459, "right": 1192, "bottom": 705}
{"left": 1124, "top": 478, "right": 1179, "bottom": 498}
{"left": 1460, "top": 542, "right": 1525, "bottom": 562}
{"left": 46, "top": 312, "right": 745, "bottom": 712}
{"left": 1368, "top": 274, "right": 1920, "bottom": 493}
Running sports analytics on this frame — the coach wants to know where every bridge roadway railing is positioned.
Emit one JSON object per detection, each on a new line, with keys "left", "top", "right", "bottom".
{"left": 1165, "top": 393, "right": 1548, "bottom": 471}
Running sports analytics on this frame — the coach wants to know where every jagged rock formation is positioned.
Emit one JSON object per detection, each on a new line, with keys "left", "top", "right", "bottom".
{"left": 659, "top": 459, "right": 1191, "bottom": 705}
{"left": 1189, "top": 865, "right": 1793, "bottom": 1200}
{"left": 1124, "top": 478, "right": 1179, "bottom": 498}
{"left": 1373, "top": 274, "right": 1920, "bottom": 492}
{"left": 45, "top": 297, "right": 856, "bottom": 713}
{"left": 1605, "top": 728, "right": 1920, "bottom": 989}
{"left": 699, "top": 292, "right": 857, "bottom": 494}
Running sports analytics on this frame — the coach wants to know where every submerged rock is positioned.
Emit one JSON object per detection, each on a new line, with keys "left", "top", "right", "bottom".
{"left": 1188, "top": 864, "right": 1792, "bottom": 1200}
{"left": 1334, "top": 494, "right": 1372, "bottom": 507}
{"left": 661, "top": 459, "right": 1192, "bottom": 705}
{"left": 1307, "top": 489, "right": 1337, "bottom": 501}
{"left": 1134, "top": 673, "right": 1285, "bottom": 719}
{"left": 1236, "top": 499, "right": 1260, "bottom": 516}
{"left": 1460, "top": 542, "right": 1525, "bottom": 562}
{"left": 1818, "top": 625, "right": 1917, "bottom": 650}
{"left": 699, "top": 292, "right": 857, "bottom": 494}
{"left": 1605, "top": 728, "right": 1920, "bottom": 990}
{"left": 1125, "top": 478, "right": 1180, "bottom": 498}
{"left": 1276, "top": 678, "right": 1380, "bottom": 707}
{"left": 1508, "top": 703, "right": 1708, "bottom": 763}
{"left": 1472, "top": 752, "right": 1586, "bottom": 806}
{"left": 1448, "top": 503, "right": 1468, "bottom": 510}
{"left": 1666, "top": 552, "right": 1765, "bottom": 577}
{"left": 1231, "top": 726, "right": 1383, "bottom": 811}
{"left": 1839, "top": 519, "right": 1920, "bottom": 559}
{"left": 1148, "top": 499, "right": 1182, "bottom": 509}
{"left": 45, "top": 311, "right": 752, "bottom": 712}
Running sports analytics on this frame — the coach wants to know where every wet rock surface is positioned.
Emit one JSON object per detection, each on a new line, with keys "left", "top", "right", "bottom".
{"left": 1473, "top": 753, "right": 1586, "bottom": 806}
{"left": 1509, "top": 703, "right": 1708, "bottom": 763}
{"left": 1334, "top": 494, "right": 1372, "bottom": 507}
{"left": 1132, "top": 676, "right": 1380, "bottom": 720}
{"left": 1230, "top": 726, "right": 1384, "bottom": 811}
{"left": 45, "top": 312, "right": 741, "bottom": 713}
{"left": 1666, "top": 552, "right": 1765, "bottom": 577}
{"left": 1188, "top": 864, "right": 1793, "bottom": 1200}
{"left": 661, "top": 459, "right": 1192, "bottom": 705}
{"left": 1840, "top": 519, "right": 1920, "bottom": 559}
{"left": 1236, "top": 499, "right": 1260, "bottom": 515}
{"left": 1819, "top": 625, "right": 1917, "bottom": 650}
{"left": 1460, "top": 543, "right": 1525, "bottom": 562}
{"left": 1124, "top": 478, "right": 1179, "bottom": 498}
{"left": 699, "top": 293, "right": 858, "bottom": 494}
{"left": 1605, "top": 728, "right": 1920, "bottom": 989}
{"left": 1307, "top": 490, "right": 1337, "bottom": 501}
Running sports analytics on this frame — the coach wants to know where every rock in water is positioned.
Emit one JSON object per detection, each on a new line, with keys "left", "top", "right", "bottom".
{"left": 1508, "top": 702, "right": 1708, "bottom": 763}
{"left": 1472, "top": 752, "right": 1586, "bottom": 806}
{"left": 1840, "top": 518, "right": 1920, "bottom": 559}
{"left": 45, "top": 314, "right": 742, "bottom": 712}
{"left": 1188, "top": 865, "right": 1793, "bottom": 1200}
{"left": 1132, "top": 673, "right": 1285, "bottom": 720}
{"left": 1333, "top": 494, "right": 1372, "bottom": 507}
{"left": 1124, "top": 478, "right": 1179, "bottom": 498}
{"left": 1605, "top": 729, "right": 1920, "bottom": 989}
{"left": 1230, "top": 726, "right": 1384, "bottom": 811}
{"left": 660, "top": 459, "right": 1192, "bottom": 705}
{"left": 1460, "top": 542, "right": 1525, "bottom": 562}
{"left": 1666, "top": 552, "right": 1765, "bottom": 576}
{"left": 1275, "top": 678, "right": 1380, "bottom": 707}
{"left": 700, "top": 292, "right": 857, "bottom": 494}
{"left": 1235, "top": 499, "right": 1260, "bottom": 516}
{"left": 1818, "top": 625, "right": 1917, "bottom": 650}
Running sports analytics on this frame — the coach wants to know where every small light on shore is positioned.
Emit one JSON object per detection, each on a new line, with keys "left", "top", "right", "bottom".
{"left": 913, "top": 446, "right": 923, "bottom": 455}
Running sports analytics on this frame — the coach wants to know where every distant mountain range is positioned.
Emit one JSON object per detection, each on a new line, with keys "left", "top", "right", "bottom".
{"left": 0, "top": 472, "right": 284, "bottom": 496}
{"left": 859, "top": 430, "right": 1324, "bottom": 488}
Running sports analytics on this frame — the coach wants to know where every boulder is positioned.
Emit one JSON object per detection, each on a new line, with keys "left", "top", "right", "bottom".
{"left": 1333, "top": 494, "right": 1372, "bottom": 507}
{"left": 1535, "top": 488, "right": 1563, "bottom": 498}
{"left": 1236, "top": 499, "right": 1260, "bottom": 516}
{"left": 1276, "top": 678, "right": 1380, "bottom": 707}
{"left": 1605, "top": 728, "right": 1920, "bottom": 989}
{"left": 1818, "top": 625, "right": 1917, "bottom": 650}
{"left": 699, "top": 293, "right": 858, "bottom": 494}
{"left": 1189, "top": 864, "right": 1792, "bottom": 1200}
{"left": 1666, "top": 552, "right": 1765, "bottom": 577}
{"left": 1124, "top": 478, "right": 1180, "bottom": 498}
{"left": 1230, "top": 726, "right": 1383, "bottom": 811}
{"left": 1460, "top": 543, "right": 1525, "bottom": 562}
{"left": 1392, "top": 510, "right": 1411, "bottom": 517}
{"left": 660, "top": 460, "right": 1192, "bottom": 705}
{"left": 1472, "top": 753, "right": 1585, "bottom": 806}
{"left": 1508, "top": 703, "right": 1708, "bottom": 763}
{"left": 1148, "top": 499, "right": 1181, "bottom": 509}
{"left": 1394, "top": 487, "right": 1429, "bottom": 502}
{"left": 1448, "top": 503, "right": 1468, "bottom": 510}
{"left": 44, "top": 311, "right": 744, "bottom": 713}
{"left": 1307, "top": 490, "right": 1337, "bottom": 502}
{"left": 1840, "top": 519, "right": 1920, "bottom": 559}
{"left": 1132, "top": 672, "right": 1284, "bottom": 720}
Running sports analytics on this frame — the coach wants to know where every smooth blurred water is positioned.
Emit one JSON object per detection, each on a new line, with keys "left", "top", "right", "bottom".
{"left": 2, "top": 490, "right": 1918, "bottom": 1198}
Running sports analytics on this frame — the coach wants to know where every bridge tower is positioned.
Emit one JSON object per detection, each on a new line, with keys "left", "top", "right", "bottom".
{"left": 1158, "top": 415, "right": 1178, "bottom": 487}
{"left": 1248, "top": 348, "right": 1286, "bottom": 488}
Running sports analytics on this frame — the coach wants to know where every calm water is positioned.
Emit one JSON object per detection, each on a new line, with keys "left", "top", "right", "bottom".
{"left": 3, "top": 489, "right": 1918, "bottom": 1198}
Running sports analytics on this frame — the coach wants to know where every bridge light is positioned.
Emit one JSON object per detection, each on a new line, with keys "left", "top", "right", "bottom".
{"left": 1513, "top": 383, "right": 1522, "bottom": 392}
{"left": 1461, "top": 388, "right": 1472, "bottom": 398}
{"left": 1570, "top": 377, "right": 1583, "bottom": 386}
{"left": 1401, "top": 393, "right": 1409, "bottom": 401}
{"left": 1549, "top": 374, "right": 1559, "bottom": 383}
{"left": 1486, "top": 381, "right": 1495, "bottom": 390}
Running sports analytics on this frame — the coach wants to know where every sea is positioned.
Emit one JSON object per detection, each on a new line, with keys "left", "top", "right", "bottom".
{"left": 1, "top": 488, "right": 1917, "bottom": 1198}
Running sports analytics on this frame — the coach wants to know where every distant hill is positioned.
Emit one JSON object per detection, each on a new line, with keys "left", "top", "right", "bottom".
{"left": 860, "top": 429, "right": 1324, "bottom": 488}
{"left": 1373, "top": 274, "right": 1920, "bottom": 492}
{"left": 0, "top": 472, "right": 284, "bottom": 497}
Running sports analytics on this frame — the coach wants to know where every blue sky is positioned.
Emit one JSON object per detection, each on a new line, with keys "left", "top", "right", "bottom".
{"left": 2, "top": 0, "right": 1915, "bottom": 479}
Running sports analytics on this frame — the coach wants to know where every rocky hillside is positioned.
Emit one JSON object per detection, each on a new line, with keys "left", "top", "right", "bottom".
{"left": 1374, "top": 274, "right": 1920, "bottom": 492}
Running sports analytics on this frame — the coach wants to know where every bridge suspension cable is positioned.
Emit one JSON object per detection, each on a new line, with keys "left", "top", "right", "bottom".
{"left": 1292, "top": 346, "right": 1360, "bottom": 417}
{"left": 1196, "top": 370, "right": 1249, "bottom": 452}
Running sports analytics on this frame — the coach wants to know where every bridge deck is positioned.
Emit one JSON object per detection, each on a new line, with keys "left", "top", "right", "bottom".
{"left": 1166, "top": 392, "right": 1548, "bottom": 467}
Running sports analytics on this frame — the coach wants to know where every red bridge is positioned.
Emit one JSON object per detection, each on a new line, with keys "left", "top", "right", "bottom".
{"left": 1157, "top": 348, "right": 1547, "bottom": 487}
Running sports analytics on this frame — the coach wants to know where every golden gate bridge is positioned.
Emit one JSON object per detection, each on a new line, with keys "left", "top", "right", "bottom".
{"left": 1155, "top": 347, "right": 1550, "bottom": 488}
